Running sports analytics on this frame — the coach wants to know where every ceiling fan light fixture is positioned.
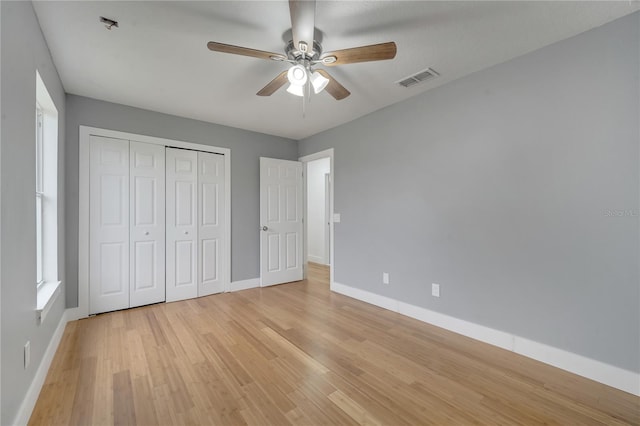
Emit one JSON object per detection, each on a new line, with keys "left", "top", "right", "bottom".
{"left": 207, "top": 2, "right": 395, "bottom": 103}
{"left": 311, "top": 71, "right": 329, "bottom": 94}
{"left": 287, "top": 64, "right": 308, "bottom": 86}
{"left": 286, "top": 83, "right": 304, "bottom": 97}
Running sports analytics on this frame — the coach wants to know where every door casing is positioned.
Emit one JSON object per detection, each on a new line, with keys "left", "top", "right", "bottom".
{"left": 299, "top": 148, "right": 335, "bottom": 287}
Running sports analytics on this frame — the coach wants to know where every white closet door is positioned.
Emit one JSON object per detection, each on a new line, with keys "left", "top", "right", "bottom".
{"left": 198, "top": 151, "right": 225, "bottom": 296}
{"left": 89, "top": 136, "right": 130, "bottom": 314}
{"left": 130, "top": 141, "right": 165, "bottom": 307}
{"left": 166, "top": 148, "right": 198, "bottom": 302}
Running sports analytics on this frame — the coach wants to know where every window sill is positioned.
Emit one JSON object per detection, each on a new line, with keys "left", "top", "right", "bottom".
{"left": 37, "top": 280, "right": 61, "bottom": 323}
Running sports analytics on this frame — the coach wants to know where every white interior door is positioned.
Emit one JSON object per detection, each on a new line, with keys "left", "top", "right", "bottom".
{"left": 89, "top": 136, "right": 130, "bottom": 314}
{"left": 166, "top": 148, "right": 198, "bottom": 302}
{"left": 260, "top": 157, "right": 303, "bottom": 286}
{"left": 130, "top": 141, "right": 165, "bottom": 307}
{"left": 198, "top": 151, "right": 226, "bottom": 296}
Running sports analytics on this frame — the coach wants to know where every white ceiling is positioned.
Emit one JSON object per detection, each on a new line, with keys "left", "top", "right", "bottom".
{"left": 33, "top": 1, "right": 639, "bottom": 140}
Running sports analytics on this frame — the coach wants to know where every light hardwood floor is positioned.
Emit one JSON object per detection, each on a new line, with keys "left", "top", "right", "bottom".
{"left": 30, "top": 263, "right": 639, "bottom": 425}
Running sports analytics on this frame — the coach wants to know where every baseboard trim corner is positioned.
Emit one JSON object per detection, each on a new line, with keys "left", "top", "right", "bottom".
{"left": 331, "top": 281, "right": 640, "bottom": 396}
{"left": 229, "top": 278, "right": 260, "bottom": 292}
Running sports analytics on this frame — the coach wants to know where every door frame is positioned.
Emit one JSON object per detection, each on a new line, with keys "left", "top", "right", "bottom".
{"left": 299, "top": 148, "right": 334, "bottom": 287}
{"left": 324, "top": 172, "right": 331, "bottom": 265}
{"left": 77, "top": 126, "right": 231, "bottom": 318}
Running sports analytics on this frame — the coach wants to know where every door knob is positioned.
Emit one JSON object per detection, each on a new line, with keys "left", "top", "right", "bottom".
{"left": 184, "top": 231, "right": 189, "bottom": 235}
{"left": 262, "top": 226, "right": 268, "bottom": 231}
{"left": 144, "top": 231, "right": 149, "bottom": 236}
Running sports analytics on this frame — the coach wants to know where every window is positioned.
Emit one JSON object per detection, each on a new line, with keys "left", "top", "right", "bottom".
{"left": 35, "top": 70, "right": 60, "bottom": 322}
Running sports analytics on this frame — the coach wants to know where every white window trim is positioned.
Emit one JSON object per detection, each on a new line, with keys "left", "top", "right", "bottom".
{"left": 36, "top": 281, "right": 61, "bottom": 323}
{"left": 36, "top": 70, "right": 60, "bottom": 323}
{"left": 36, "top": 106, "right": 44, "bottom": 287}
{"left": 36, "top": 192, "right": 44, "bottom": 287}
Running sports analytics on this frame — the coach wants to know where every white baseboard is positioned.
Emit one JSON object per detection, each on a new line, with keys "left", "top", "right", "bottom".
{"left": 13, "top": 309, "right": 74, "bottom": 426}
{"left": 331, "top": 281, "right": 640, "bottom": 396}
{"left": 332, "top": 281, "right": 398, "bottom": 312}
{"left": 63, "top": 306, "right": 85, "bottom": 321}
{"left": 307, "top": 255, "right": 326, "bottom": 265}
{"left": 228, "top": 278, "right": 260, "bottom": 292}
{"left": 396, "top": 300, "right": 515, "bottom": 351}
{"left": 512, "top": 336, "right": 640, "bottom": 396}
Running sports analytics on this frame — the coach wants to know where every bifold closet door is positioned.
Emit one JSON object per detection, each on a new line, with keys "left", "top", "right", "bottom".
{"left": 198, "top": 151, "right": 225, "bottom": 296}
{"left": 166, "top": 148, "right": 198, "bottom": 302}
{"left": 89, "top": 140, "right": 226, "bottom": 312}
{"left": 89, "top": 136, "right": 130, "bottom": 315}
{"left": 130, "top": 141, "right": 166, "bottom": 308}
{"left": 166, "top": 148, "right": 226, "bottom": 302}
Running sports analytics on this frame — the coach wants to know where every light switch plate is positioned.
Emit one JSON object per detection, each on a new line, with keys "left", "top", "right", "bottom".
{"left": 382, "top": 272, "right": 390, "bottom": 284}
{"left": 333, "top": 213, "right": 341, "bottom": 223}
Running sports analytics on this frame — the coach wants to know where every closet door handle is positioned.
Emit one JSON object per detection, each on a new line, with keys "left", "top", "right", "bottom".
{"left": 262, "top": 226, "right": 268, "bottom": 231}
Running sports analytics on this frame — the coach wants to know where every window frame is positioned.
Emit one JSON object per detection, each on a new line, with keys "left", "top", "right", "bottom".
{"left": 36, "top": 105, "right": 44, "bottom": 288}
{"left": 35, "top": 70, "right": 61, "bottom": 323}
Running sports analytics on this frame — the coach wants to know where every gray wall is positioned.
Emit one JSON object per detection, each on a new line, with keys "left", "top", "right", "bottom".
{"left": 65, "top": 95, "right": 298, "bottom": 307}
{"left": 1, "top": 2, "right": 67, "bottom": 423}
{"left": 300, "top": 12, "right": 640, "bottom": 373}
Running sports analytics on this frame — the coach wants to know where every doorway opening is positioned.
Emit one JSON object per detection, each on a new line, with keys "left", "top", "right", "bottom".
{"left": 300, "top": 149, "right": 334, "bottom": 287}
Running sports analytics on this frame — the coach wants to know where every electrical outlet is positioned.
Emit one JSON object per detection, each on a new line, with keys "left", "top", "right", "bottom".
{"left": 24, "top": 341, "right": 31, "bottom": 369}
{"left": 382, "top": 272, "right": 390, "bottom": 284}
{"left": 432, "top": 283, "right": 440, "bottom": 298}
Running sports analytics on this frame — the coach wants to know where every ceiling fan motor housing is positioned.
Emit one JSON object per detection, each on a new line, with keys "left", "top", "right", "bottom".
{"left": 285, "top": 40, "right": 322, "bottom": 62}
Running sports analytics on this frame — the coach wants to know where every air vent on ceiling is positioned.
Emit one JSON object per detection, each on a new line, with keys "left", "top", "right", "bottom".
{"left": 397, "top": 68, "right": 439, "bottom": 88}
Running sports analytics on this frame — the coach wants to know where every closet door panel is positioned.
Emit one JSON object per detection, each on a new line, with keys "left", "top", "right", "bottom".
{"left": 166, "top": 148, "right": 198, "bottom": 302}
{"left": 89, "top": 136, "right": 130, "bottom": 314}
{"left": 130, "top": 141, "right": 166, "bottom": 307}
{"left": 198, "top": 152, "right": 225, "bottom": 296}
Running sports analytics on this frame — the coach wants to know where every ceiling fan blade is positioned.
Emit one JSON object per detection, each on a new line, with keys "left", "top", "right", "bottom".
{"left": 321, "top": 42, "right": 397, "bottom": 66}
{"left": 289, "top": 0, "right": 315, "bottom": 53}
{"left": 316, "top": 70, "right": 350, "bottom": 100}
{"left": 207, "top": 41, "right": 286, "bottom": 61}
{"left": 257, "top": 70, "right": 289, "bottom": 96}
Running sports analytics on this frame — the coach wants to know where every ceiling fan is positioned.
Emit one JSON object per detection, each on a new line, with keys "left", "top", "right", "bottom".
{"left": 206, "top": 0, "right": 397, "bottom": 101}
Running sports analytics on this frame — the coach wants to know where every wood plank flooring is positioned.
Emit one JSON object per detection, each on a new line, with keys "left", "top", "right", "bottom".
{"left": 30, "top": 263, "right": 639, "bottom": 425}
